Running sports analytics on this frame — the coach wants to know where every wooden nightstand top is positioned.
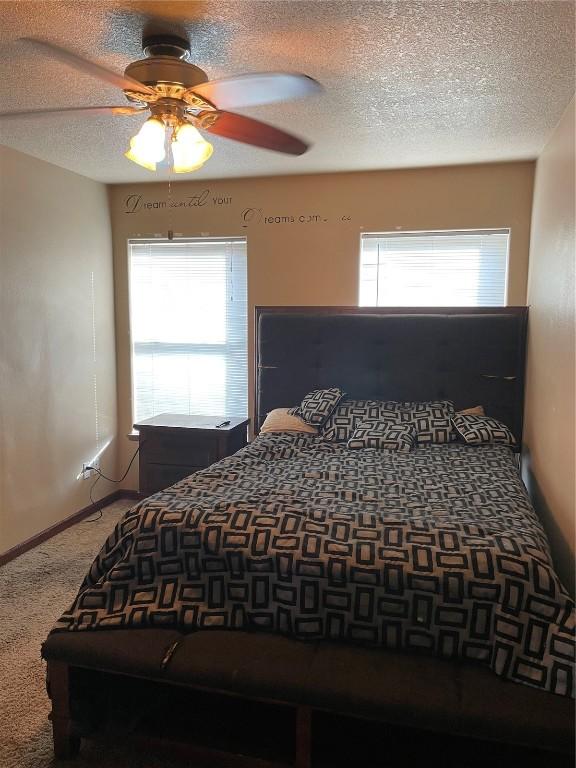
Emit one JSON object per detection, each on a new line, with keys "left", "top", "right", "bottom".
{"left": 133, "top": 413, "right": 250, "bottom": 434}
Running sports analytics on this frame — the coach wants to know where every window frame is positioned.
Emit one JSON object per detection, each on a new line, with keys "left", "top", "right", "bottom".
{"left": 357, "top": 227, "right": 511, "bottom": 308}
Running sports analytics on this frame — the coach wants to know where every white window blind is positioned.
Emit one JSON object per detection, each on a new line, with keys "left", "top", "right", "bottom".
{"left": 129, "top": 238, "right": 248, "bottom": 422}
{"left": 359, "top": 229, "right": 509, "bottom": 307}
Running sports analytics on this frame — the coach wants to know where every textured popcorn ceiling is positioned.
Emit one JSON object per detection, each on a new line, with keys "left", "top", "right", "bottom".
{"left": 0, "top": 1, "right": 574, "bottom": 183}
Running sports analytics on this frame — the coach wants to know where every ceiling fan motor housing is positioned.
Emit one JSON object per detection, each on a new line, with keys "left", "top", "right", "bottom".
{"left": 124, "top": 58, "right": 209, "bottom": 90}
{"left": 124, "top": 32, "right": 208, "bottom": 98}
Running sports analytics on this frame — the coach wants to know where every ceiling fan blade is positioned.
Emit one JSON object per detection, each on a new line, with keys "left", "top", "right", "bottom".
{"left": 19, "top": 38, "right": 156, "bottom": 98}
{"left": 0, "top": 106, "right": 146, "bottom": 119}
{"left": 191, "top": 72, "right": 321, "bottom": 109}
{"left": 196, "top": 111, "right": 309, "bottom": 155}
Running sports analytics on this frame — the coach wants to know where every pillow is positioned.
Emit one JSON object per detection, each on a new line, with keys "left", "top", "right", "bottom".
{"left": 260, "top": 408, "right": 318, "bottom": 434}
{"left": 321, "top": 400, "right": 400, "bottom": 442}
{"left": 290, "top": 388, "right": 343, "bottom": 426}
{"left": 348, "top": 421, "right": 416, "bottom": 452}
{"left": 391, "top": 400, "right": 455, "bottom": 413}
{"left": 452, "top": 414, "right": 516, "bottom": 446}
{"left": 321, "top": 398, "right": 455, "bottom": 443}
{"left": 401, "top": 402, "right": 454, "bottom": 445}
{"left": 382, "top": 400, "right": 455, "bottom": 445}
{"left": 457, "top": 405, "right": 485, "bottom": 416}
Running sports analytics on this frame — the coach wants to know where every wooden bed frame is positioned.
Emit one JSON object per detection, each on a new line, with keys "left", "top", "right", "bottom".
{"left": 42, "top": 306, "right": 575, "bottom": 765}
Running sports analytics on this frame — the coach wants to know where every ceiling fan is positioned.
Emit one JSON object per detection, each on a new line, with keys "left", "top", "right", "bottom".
{"left": 0, "top": 34, "right": 322, "bottom": 173}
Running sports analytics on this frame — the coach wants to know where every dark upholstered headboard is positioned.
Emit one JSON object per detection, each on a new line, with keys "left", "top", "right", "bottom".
{"left": 255, "top": 307, "right": 528, "bottom": 442}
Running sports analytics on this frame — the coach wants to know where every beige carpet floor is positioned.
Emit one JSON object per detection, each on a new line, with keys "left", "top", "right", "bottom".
{"left": 0, "top": 499, "right": 187, "bottom": 768}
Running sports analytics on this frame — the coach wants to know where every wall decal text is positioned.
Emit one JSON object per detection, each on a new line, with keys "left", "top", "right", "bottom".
{"left": 241, "top": 208, "right": 350, "bottom": 227}
{"left": 123, "top": 190, "right": 232, "bottom": 214}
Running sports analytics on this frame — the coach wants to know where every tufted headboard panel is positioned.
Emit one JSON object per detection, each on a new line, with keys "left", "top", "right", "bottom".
{"left": 255, "top": 306, "right": 528, "bottom": 443}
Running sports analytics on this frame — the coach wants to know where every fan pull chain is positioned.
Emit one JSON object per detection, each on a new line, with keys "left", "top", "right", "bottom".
{"left": 167, "top": 176, "right": 174, "bottom": 240}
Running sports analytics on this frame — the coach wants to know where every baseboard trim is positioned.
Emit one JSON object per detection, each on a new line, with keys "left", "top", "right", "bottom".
{"left": 0, "top": 489, "right": 142, "bottom": 567}
{"left": 119, "top": 489, "right": 147, "bottom": 501}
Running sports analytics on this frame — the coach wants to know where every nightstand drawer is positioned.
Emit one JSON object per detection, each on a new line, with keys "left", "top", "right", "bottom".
{"left": 141, "top": 432, "right": 218, "bottom": 466}
{"left": 143, "top": 463, "right": 203, "bottom": 495}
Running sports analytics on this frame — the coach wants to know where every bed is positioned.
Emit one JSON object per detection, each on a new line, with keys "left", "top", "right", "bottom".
{"left": 42, "top": 307, "right": 575, "bottom": 765}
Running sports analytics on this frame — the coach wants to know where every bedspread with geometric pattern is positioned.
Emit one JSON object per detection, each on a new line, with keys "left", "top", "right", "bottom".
{"left": 53, "top": 434, "right": 575, "bottom": 697}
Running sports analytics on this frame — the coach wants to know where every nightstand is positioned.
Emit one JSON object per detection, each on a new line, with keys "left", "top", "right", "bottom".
{"left": 133, "top": 413, "right": 250, "bottom": 496}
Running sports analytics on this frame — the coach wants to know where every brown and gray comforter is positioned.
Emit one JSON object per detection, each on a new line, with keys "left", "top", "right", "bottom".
{"left": 53, "top": 433, "right": 575, "bottom": 697}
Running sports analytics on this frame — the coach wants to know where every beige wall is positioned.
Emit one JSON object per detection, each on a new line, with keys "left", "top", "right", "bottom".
{"left": 109, "top": 161, "right": 535, "bottom": 489}
{"left": 0, "top": 146, "right": 118, "bottom": 555}
{"left": 523, "top": 98, "right": 575, "bottom": 595}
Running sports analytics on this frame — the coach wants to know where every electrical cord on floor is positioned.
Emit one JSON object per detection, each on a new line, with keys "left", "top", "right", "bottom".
{"left": 84, "top": 444, "right": 143, "bottom": 523}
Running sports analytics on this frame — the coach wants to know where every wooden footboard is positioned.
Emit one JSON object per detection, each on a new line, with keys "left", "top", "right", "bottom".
{"left": 47, "top": 661, "right": 80, "bottom": 759}
{"left": 47, "top": 658, "right": 313, "bottom": 767}
{"left": 43, "top": 630, "right": 575, "bottom": 764}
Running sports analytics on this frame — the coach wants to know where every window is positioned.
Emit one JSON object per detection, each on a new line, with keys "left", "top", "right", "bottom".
{"left": 359, "top": 229, "right": 509, "bottom": 307}
{"left": 129, "top": 238, "right": 247, "bottom": 422}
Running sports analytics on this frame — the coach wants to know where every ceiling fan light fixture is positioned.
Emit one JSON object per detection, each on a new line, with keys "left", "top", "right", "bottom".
{"left": 171, "top": 123, "right": 213, "bottom": 173}
{"left": 125, "top": 116, "right": 166, "bottom": 170}
{"left": 124, "top": 145, "right": 157, "bottom": 171}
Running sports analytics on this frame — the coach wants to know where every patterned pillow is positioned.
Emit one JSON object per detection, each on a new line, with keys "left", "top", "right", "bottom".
{"left": 348, "top": 421, "right": 416, "bottom": 452}
{"left": 382, "top": 400, "right": 455, "bottom": 445}
{"left": 321, "top": 400, "right": 400, "bottom": 442}
{"left": 321, "top": 398, "right": 455, "bottom": 443}
{"left": 402, "top": 402, "right": 454, "bottom": 445}
{"left": 289, "top": 388, "right": 343, "bottom": 426}
{"left": 452, "top": 414, "right": 516, "bottom": 446}
{"left": 392, "top": 400, "right": 455, "bottom": 413}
